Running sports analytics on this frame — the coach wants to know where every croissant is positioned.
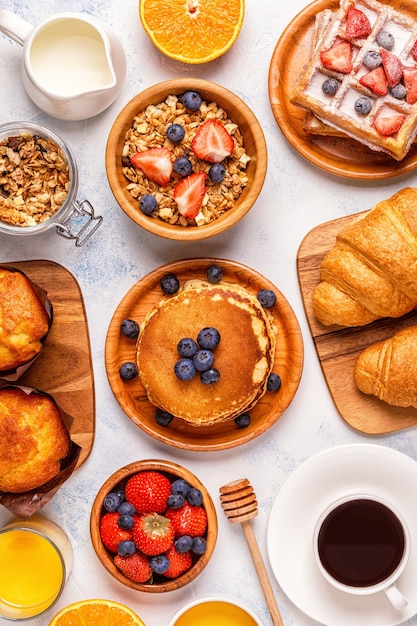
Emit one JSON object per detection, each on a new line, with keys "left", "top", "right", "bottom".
{"left": 354, "top": 326, "right": 417, "bottom": 409}
{"left": 312, "top": 187, "right": 417, "bottom": 327}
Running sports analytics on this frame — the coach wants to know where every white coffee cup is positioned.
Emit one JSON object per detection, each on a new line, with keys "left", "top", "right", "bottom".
{"left": 313, "top": 494, "right": 410, "bottom": 611}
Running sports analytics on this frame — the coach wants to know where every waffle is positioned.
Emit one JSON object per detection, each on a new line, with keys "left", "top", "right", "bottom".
{"left": 291, "top": 0, "right": 417, "bottom": 160}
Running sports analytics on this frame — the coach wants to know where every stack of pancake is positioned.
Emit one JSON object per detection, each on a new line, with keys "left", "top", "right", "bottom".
{"left": 136, "top": 279, "right": 276, "bottom": 426}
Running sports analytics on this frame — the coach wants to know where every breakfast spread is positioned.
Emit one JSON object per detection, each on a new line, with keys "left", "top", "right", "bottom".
{"left": 121, "top": 90, "right": 250, "bottom": 227}
{"left": 355, "top": 325, "right": 417, "bottom": 408}
{"left": 0, "top": 265, "right": 51, "bottom": 374}
{"left": 0, "top": 386, "right": 70, "bottom": 493}
{"left": 136, "top": 278, "right": 277, "bottom": 426}
{"left": 312, "top": 187, "right": 417, "bottom": 327}
{"left": 291, "top": 0, "right": 417, "bottom": 160}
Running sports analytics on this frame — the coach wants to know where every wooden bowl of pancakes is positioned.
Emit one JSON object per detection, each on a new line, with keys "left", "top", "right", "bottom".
{"left": 105, "top": 78, "right": 267, "bottom": 241}
{"left": 90, "top": 459, "right": 218, "bottom": 592}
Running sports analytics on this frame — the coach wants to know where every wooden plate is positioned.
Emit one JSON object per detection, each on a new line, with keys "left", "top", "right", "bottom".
{"left": 105, "top": 258, "right": 303, "bottom": 451}
{"left": 297, "top": 214, "right": 417, "bottom": 434}
{"left": 268, "top": 0, "right": 417, "bottom": 179}
{"left": 2, "top": 260, "right": 95, "bottom": 468}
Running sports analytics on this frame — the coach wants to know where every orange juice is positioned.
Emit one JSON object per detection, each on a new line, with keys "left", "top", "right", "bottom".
{"left": 173, "top": 600, "right": 260, "bottom": 626}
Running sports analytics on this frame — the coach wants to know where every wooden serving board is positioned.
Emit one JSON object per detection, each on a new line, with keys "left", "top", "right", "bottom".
{"left": 2, "top": 260, "right": 95, "bottom": 468}
{"left": 297, "top": 213, "right": 417, "bottom": 435}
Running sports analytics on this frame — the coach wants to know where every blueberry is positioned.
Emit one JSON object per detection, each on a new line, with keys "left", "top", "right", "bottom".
{"left": 192, "top": 536, "right": 207, "bottom": 555}
{"left": 120, "top": 319, "right": 139, "bottom": 340}
{"left": 187, "top": 487, "right": 203, "bottom": 506}
{"left": 150, "top": 554, "right": 170, "bottom": 574}
{"left": 171, "top": 479, "right": 191, "bottom": 497}
{"left": 174, "top": 358, "right": 196, "bottom": 380}
{"left": 200, "top": 368, "right": 220, "bottom": 385}
{"left": 116, "top": 489, "right": 126, "bottom": 503}
{"left": 181, "top": 90, "right": 202, "bottom": 111}
{"left": 175, "top": 535, "right": 193, "bottom": 553}
{"left": 206, "top": 264, "right": 223, "bottom": 283}
{"left": 363, "top": 50, "right": 382, "bottom": 70}
{"left": 117, "top": 540, "right": 136, "bottom": 556}
{"left": 390, "top": 84, "right": 407, "bottom": 100}
{"left": 208, "top": 162, "right": 226, "bottom": 183}
{"left": 103, "top": 492, "right": 121, "bottom": 512}
{"left": 173, "top": 156, "right": 193, "bottom": 177}
{"left": 177, "top": 337, "right": 199, "bottom": 358}
{"left": 155, "top": 408, "right": 174, "bottom": 427}
{"left": 267, "top": 372, "right": 282, "bottom": 392}
{"left": 376, "top": 30, "right": 394, "bottom": 51}
{"left": 167, "top": 493, "right": 185, "bottom": 509}
{"left": 197, "top": 327, "right": 221, "bottom": 350}
{"left": 354, "top": 96, "right": 372, "bottom": 115}
{"left": 119, "top": 362, "right": 137, "bottom": 380}
{"left": 257, "top": 289, "right": 276, "bottom": 308}
{"left": 166, "top": 123, "right": 185, "bottom": 143}
{"left": 160, "top": 273, "right": 180, "bottom": 294}
{"left": 139, "top": 194, "right": 157, "bottom": 215}
{"left": 193, "top": 350, "right": 214, "bottom": 372}
{"left": 118, "top": 501, "right": 136, "bottom": 516}
{"left": 118, "top": 514, "right": 135, "bottom": 530}
{"left": 234, "top": 412, "right": 251, "bottom": 428}
{"left": 321, "top": 78, "right": 339, "bottom": 96}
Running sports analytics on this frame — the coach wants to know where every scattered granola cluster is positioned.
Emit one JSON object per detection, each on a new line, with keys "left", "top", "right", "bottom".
{"left": 0, "top": 133, "right": 70, "bottom": 227}
{"left": 122, "top": 93, "right": 250, "bottom": 227}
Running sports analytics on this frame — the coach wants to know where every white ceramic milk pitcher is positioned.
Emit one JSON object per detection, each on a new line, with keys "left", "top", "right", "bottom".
{"left": 0, "top": 10, "right": 126, "bottom": 120}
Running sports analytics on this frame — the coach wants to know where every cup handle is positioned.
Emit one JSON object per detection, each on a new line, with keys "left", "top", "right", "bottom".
{"left": 0, "top": 10, "right": 34, "bottom": 46}
{"left": 384, "top": 583, "right": 408, "bottom": 611}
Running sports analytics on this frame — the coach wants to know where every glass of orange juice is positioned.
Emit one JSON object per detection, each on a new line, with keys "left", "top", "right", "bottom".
{"left": 0, "top": 514, "right": 73, "bottom": 620}
{"left": 168, "top": 597, "right": 263, "bottom": 626}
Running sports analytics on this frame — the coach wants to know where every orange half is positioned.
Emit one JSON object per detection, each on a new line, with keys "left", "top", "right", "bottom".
{"left": 48, "top": 599, "right": 145, "bottom": 626}
{"left": 139, "top": 0, "right": 245, "bottom": 64}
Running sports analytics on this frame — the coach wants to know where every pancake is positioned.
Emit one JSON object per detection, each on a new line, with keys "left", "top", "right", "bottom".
{"left": 136, "top": 280, "right": 276, "bottom": 426}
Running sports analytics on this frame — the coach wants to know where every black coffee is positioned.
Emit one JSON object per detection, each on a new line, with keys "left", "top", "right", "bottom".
{"left": 317, "top": 498, "right": 405, "bottom": 587}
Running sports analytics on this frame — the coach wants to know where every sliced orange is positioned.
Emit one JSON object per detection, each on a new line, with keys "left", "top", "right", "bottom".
{"left": 139, "top": 0, "right": 245, "bottom": 64}
{"left": 48, "top": 599, "right": 145, "bottom": 626}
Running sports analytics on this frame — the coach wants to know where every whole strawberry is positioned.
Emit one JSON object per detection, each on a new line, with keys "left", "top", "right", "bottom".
{"left": 114, "top": 552, "right": 152, "bottom": 583}
{"left": 125, "top": 471, "right": 171, "bottom": 514}
{"left": 133, "top": 512, "right": 175, "bottom": 556}
{"left": 100, "top": 512, "right": 132, "bottom": 553}
{"left": 163, "top": 545, "right": 193, "bottom": 578}
{"left": 166, "top": 502, "right": 207, "bottom": 537}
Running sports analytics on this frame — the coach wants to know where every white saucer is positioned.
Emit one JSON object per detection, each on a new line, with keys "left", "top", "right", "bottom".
{"left": 267, "top": 444, "right": 417, "bottom": 626}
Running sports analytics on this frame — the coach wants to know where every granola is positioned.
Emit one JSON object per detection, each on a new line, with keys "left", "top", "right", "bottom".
{"left": 122, "top": 94, "right": 250, "bottom": 227}
{"left": 0, "top": 133, "right": 70, "bottom": 227}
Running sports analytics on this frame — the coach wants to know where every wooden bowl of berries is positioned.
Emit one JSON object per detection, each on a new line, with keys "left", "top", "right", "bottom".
{"left": 105, "top": 78, "right": 267, "bottom": 241}
{"left": 90, "top": 459, "right": 218, "bottom": 592}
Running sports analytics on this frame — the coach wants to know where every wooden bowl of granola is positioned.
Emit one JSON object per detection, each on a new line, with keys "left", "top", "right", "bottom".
{"left": 105, "top": 78, "right": 267, "bottom": 240}
{"left": 90, "top": 459, "right": 218, "bottom": 592}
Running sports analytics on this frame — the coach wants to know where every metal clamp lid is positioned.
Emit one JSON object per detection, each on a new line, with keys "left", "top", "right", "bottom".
{"left": 55, "top": 199, "right": 102, "bottom": 246}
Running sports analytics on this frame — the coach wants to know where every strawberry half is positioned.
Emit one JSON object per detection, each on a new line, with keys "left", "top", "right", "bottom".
{"left": 403, "top": 66, "right": 417, "bottom": 105}
{"left": 373, "top": 110, "right": 406, "bottom": 136}
{"left": 359, "top": 66, "right": 388, "bottom": 95}
{"left": 163, "top": 545, "right": 193, "bottom": 579}
{"left": 166, "top": 502, "right": 208, "bottom": 537}
{"left": 174, "top": 172, "right": 206, "bottom": 219}
{"left": 133, "top": 513, "right": 175, "bottom": 556}
{"left": 345, "top": 6, "right": 371, "bottom": 40}
{"left": 320, "top": 40, "right": 353, "bottom": 74}
{"left": 125, "top": 470, "right": 172, "bottom": 514}
{"left": 381, "top": 50, "right": 403, "bottom": 87}
{"left": 99, "top": 512, "right": 132, "bottom": 553}
{"left": 411, "top": 40, "right": 417, "bottom": 63}
{"left": 114, "top": 552, "right": 152, "bottom": 583}
{"left": 130, "top": 147, "right": 173, "bottom": 186}
{"left": 191, "top": 119, "right": 234, "bottom": 163}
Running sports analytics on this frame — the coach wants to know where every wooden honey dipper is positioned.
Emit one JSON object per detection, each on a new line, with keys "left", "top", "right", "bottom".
{"left": 219, "top": 478, "right": 284, "bottom": 626}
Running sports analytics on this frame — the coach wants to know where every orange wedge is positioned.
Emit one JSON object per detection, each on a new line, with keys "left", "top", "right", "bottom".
{"left": 139, "top": 0, "right": 245, "bottom": 64}
{"left": 48, "top": 599, "right": 145, "bottom": 626}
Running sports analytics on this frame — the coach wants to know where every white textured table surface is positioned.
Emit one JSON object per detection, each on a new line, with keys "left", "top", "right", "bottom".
{"left": 1, "top": 1, "right": 417, "bottom": 625}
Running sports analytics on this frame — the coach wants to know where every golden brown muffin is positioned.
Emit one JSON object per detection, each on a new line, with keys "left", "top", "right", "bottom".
{"left": 0, "top": 267, "right": 51, "bottom": 373}
{"left": 136, "top": 280, "right": 276, "bottom": 425}
{"left": 0, "top": 387, "right": 70, "bottom": 493}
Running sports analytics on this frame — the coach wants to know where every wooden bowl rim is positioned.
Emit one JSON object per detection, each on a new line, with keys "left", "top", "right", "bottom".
{"left": 90, "top": 459, "right": 218, "bottom": 592}
{"left": 105, "top": 78, "right": 267, "bottom": 241}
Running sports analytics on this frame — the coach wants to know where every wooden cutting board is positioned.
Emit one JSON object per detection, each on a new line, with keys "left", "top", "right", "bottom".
{"left": 1, "top": 260, "right": 95, "bottom": 468}
{"left": 297, "top": 213, "right": 417, "bottom": 435}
